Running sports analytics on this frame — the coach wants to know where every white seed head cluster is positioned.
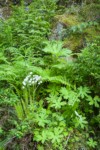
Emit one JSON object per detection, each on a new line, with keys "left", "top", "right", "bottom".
{"left": 22, "top": 72, "right": 42, "bottom": 87}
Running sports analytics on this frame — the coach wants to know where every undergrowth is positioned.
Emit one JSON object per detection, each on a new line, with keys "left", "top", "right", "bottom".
{"left": 0, "top": 0, "right": 100, "bottom": 150}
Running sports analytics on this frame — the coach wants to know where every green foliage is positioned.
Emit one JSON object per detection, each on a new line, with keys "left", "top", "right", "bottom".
{"left": 76, "top": 39, "right": 100, "bottom": 92}
{"left": 87, "top": 95, "right": 100, "bottom": 107}
{"left": 0, "top": 0, "right": 56, "bottom": 52}
{"left": 70, "top": 21, "right": 99, "bottom": 33}
{"left": 0, "top": 0, "right": 99, "bottom": 150}
{"left": 87, "top": 138, "right": 97, "bottom": 148}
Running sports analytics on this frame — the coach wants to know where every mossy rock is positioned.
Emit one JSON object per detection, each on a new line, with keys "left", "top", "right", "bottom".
{"left": 63, "top": 25, "right": 99, "bottom": 51}
{"left": 54, "top": 14, "right": 80, "bottom": 27}
{"left": 51, "top": 3, "right": 99, "bottom": 51}
{"left": 50, "top": 13, "right": 80, "bottom": 40}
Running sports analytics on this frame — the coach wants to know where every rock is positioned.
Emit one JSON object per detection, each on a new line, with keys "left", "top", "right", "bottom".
{"left": 49, "top": 22, "right": 66, "bottom": 40}
{"left": 0, "top": 7, "right": 11, "bottom": 19}
{"left": 0, "top": 0, "right": 8, "bottom": 7}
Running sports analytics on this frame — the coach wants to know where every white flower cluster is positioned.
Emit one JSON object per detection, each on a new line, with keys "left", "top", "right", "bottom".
{"left": 22, "top": 72, "right": 42, "bottom": 87}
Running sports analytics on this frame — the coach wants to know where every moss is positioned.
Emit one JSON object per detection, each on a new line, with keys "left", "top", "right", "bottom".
{"left": 64, "top": 34, "right": 84, "bottom": 51}
{"left": 84, "top": 26, "right": 100, "bottom": 43}
{"left": 54, "top": 14, "right": 80, "bottom": 27}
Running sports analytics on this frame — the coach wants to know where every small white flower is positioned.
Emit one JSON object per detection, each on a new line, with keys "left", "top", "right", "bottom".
{"left": 30, "top": 72, "right": 33, "bottom": 75}
{"left": 27, "top": 75, "right": 31, "bottom": 78}
{"left": 33, "top": 75, "right": 42, "bottom": 83}
{"left": 24, "top": 75, "right": 30, "bottom": 82}
{"left": 38, "top": 81, "right": 42, "bottom": 85}
{"left": 32, "top": 81, "right": 35, "bottom": 84}
{"left": 22, "top": 74, "right": 42, "bottom": 87}
{"left": 24, "top": 78, "right": 28, "bottom": 83}
{"left": 22, "top": 86, "right": 25, "bottom": 89}
{"left": 29, "top": 78, "right": 32, "bottom": 83}
{"left": 22, "top": 81, "right": 26, "bottom": 86}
